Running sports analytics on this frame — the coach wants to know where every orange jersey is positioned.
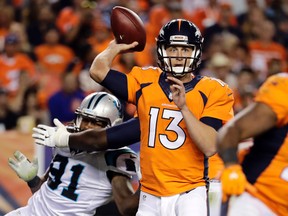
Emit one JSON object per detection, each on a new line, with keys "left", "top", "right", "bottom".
{"left": 0, "top": 53, "right": 36, "bottom": 93}
{"left": 243, "top": 73, "right": 288, "bottom": 215}
{"left": 56, "top": 7, "right": 80, "bottom": 34}
{"left": 248, "top": 41, "right": 287, "bottom": 81}
{"left": 122, "top": 67, "right": 234, "bottom": 196}
{"left": 209, "top": 153, "right": 225, "bottom": 179}
{"left": 34, "top": 44, "right": 75, "bottom": 74}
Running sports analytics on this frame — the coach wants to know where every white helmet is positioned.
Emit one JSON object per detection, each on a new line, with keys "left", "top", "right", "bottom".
{"left": 74, "top": 92, "right": 123, "bottom": 130}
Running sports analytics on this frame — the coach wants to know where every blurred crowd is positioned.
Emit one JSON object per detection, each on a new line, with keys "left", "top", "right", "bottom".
{"left": 0, "top": 0, "right": 287, "bottom": 132}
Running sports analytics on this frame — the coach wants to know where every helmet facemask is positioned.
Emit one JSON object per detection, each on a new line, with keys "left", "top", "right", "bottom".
{"left": 75, "top": 109, "right": 111, "bottom": 131}
{"left": 157, "top": 43, "right": 201, "bottom": 77}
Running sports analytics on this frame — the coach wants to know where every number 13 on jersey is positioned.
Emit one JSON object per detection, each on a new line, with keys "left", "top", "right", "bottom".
{"left": 148, "top": 108, "right": 186, "bottom": 149}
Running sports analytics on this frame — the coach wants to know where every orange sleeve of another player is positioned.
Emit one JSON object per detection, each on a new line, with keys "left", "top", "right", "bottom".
{"left": 255, "top": 73, "right": 288, "bottom": 126}
{"left": 201, "top": 78, "right": 234, "bottom": 123}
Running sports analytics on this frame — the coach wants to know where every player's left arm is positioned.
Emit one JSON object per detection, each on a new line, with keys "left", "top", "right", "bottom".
{"left": 106, "top": 149, "right": 140, "bottom": 216}
{"left": 8, "top": 151, "right": 49, "bottom": 194}
{"left": 217, "top": 102, "right": 277, "bottom": 165}
{"left": 29, "top": 166, "right": 50, "bottom": 194}
{"left": 167, "top": 76, "right": 217, "bottom": 156}
{"left": 218, "top": 73, "right": 288, "bottom": 164}
{"left": 167, "top": 76, "right": 232, "bottom": 157}
{"left": 33, "top": 117, "right": 141, "bottom": 152}
{"left": 111, "top": 175, "right": 140, "bottom": 216}
{"left": 217, "top": 102, "right": 276, "bottom": 200}
{"left": 69, "top": 117, "right": 141, "bottom": 151}
{"left": 218, "top": 73, "right": 287, "bottom": 200}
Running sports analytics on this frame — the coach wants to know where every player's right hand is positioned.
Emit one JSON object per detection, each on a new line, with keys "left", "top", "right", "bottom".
{"left": 32, "top": 118, "right": 70, "bottom": 148}
{"left": 220, "top": 164, "right": 247, "bottom": 202}
{"left": 8, "top": 151, "right": 38, "bottom": 182}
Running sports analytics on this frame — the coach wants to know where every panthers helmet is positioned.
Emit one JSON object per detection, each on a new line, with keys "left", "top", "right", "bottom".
{"left": 74, "top": 92, "right": 123, "bottom": 130}
{"left": 156, "top": 19, "right": 204, "bottom": 76}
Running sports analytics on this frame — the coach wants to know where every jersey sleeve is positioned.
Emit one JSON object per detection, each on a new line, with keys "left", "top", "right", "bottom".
{"left": 126, "top": 66, "right": 145, "bottom": 104}
{"left": 254, "top": 73, "right": 288, "bottom": 126}
{"left": 104, "top": 148, "right": 140, "bottom": 179}
{"left": 201, "top": 78, "right": 234, "bottom": 123}
{"left": 126, "top": 66, "right": 161, "bottom": 104}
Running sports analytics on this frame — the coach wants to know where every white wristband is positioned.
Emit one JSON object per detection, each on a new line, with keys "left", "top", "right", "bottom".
{"left": 54, "top": 128, "right": 70, "bottom": 148}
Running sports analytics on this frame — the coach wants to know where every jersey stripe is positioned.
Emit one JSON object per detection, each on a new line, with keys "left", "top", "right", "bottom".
{"left": 136, "top": 83, "right": 152, "bottom": 106}
{"left": 199, "top": 91, "right": 208, "bottom": 106}
{"left": 88, "top": 93, "right": 106, "bottom": 110}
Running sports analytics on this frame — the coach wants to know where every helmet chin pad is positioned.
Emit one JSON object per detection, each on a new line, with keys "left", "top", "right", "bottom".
{"left": 166, "top": 66, "right": 191, "bottom": 77}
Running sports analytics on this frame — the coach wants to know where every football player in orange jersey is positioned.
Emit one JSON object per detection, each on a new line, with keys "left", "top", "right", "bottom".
{"left": 33, "top": 19, "right": 234, "bottom": 216}
{"left": 217, "top": 72, "right": 288, "bottom": 216}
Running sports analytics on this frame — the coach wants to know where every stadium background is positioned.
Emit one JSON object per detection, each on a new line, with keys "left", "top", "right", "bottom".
{"left": 0, "top": 0, "right": 282, "bottom": 215}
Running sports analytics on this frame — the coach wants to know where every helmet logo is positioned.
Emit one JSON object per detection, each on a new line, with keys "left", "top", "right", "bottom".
{"left": 195, "top": 28, "right": 201, "bottom": 38}
{"left": 170, "top": 35, "right": 187, "bottom": 40}
{"left": 158, "top": 29, "right": 164, "bottom": 39}
{"left": 113, "top": 99, "right": 123, "bottom": 117}
{"left": 169, "top": 35, "right": 188, "bottom": 45}
{"left": 191, "top": 23, "right": 202, "bottom": 41}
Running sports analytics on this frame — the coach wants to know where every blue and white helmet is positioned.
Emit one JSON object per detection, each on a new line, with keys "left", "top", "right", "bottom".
{"left": 75, "top": 92, "right": 123, "bottom": 130}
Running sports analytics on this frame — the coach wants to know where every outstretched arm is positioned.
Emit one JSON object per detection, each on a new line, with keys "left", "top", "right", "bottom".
{"left": 68, "top": 128, "right": 108, "bottom": 151}
{"left": 33, "top": 118, "right": 141, "bottom": 151}
{"left": 69, "top": 117, "right": 140, "bottom": 151}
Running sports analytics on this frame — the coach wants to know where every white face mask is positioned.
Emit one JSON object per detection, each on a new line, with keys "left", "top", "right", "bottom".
{"left": 159, "top": 44, "right": 199, "bottom": 76}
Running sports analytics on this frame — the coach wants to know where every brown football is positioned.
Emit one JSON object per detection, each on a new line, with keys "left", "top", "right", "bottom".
{"left": 110, "top": 6, "right": 146, "bottom": 52}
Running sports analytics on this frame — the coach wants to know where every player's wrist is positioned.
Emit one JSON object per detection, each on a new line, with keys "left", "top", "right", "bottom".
{"left": 220, "top": 146, "right": 238, "bottom": 165}
{"left": 180, "top": 105, "right": 189, "bottom": 113}
{"left": 57, "top": 130, "right": 70, "bottom": 147}
{"left": 55, "top": 129, "right": 70, "bottom": 147}
{"left": 27, "top": 176, "right": 41, "bottom": 188}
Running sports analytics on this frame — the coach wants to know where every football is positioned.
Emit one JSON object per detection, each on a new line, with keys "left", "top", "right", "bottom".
{"left": 110, "top": 6, "right": 146, "bottom": 52}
